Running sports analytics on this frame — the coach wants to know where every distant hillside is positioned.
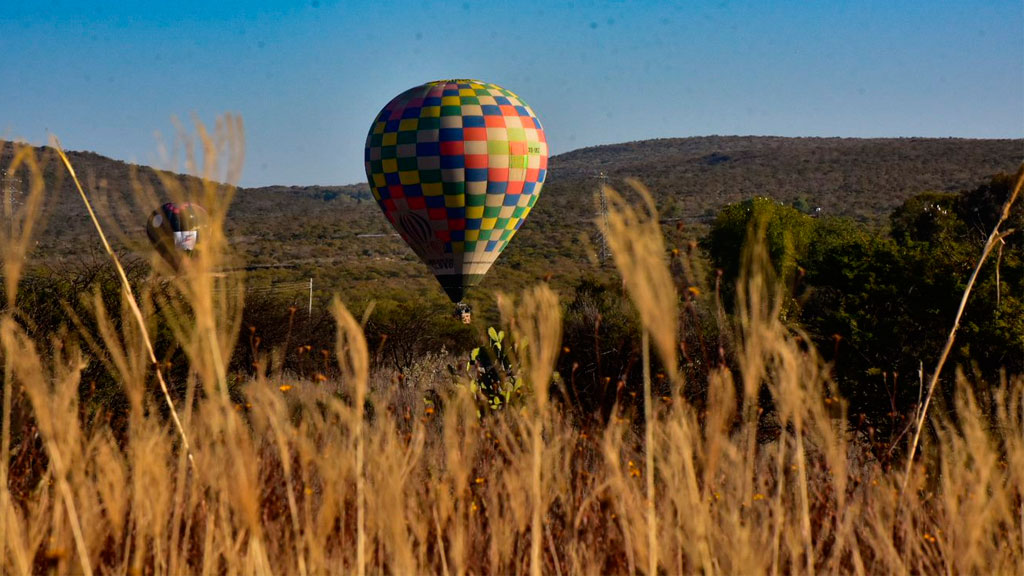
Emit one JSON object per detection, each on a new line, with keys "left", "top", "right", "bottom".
{"left": 545, "top": 136, "right": 1022, "bottom": 223}
{"left": 2, "top": 136, "right": 1021, "bottom": 301}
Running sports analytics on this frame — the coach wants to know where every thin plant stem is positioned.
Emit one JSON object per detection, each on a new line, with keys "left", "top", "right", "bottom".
{"left": 531, "top": 393, "right": 544, "bottom": 576}
{"left": 642, "top": 329, "right": 657, "bottom": 575}
{"left": 901, "top": 165, "right": 1023, "bottom": 496}
{"left": 52, "top": 140, "right": 196, "bottom": 470}
{"left": 0, "top": 353, "right": 11, "bottom": 576}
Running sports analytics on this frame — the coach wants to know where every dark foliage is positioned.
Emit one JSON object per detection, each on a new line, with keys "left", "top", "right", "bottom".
{"left": 708, "top": 173, "right": 1024, "bottom": 452}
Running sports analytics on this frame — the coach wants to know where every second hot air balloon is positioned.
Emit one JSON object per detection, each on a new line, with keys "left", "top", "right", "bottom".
{"left": 364, "top": 79, "right": 548, "bottom": 317}
{"left": 146, "top": 201, "right": 207, "bottom": 272}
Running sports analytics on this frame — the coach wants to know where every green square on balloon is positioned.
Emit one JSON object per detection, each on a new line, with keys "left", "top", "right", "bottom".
{"left": 420, "top": 169, "right": 442, "bottom": 183}
{"left": 444, "top": 181, "right": 465, "bottom": 196}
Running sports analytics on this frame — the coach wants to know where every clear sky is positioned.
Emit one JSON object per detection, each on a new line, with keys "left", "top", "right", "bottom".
{"left": 2, "top": 0, "right": 1022, "bottom": 187}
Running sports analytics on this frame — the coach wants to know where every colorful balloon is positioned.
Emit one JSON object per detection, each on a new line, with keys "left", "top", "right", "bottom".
{"left": 146, "top": 202, "right": 207, "bottom": 270}
{"left": 364, "top": 79, "right": 548, "bottom": 303}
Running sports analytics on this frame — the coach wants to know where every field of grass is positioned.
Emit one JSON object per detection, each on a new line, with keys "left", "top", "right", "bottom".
{"left": 2, "top": 123, "right": 1023, "bottom": 574}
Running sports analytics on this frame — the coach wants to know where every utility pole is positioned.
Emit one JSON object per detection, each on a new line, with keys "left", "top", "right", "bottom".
{"left": 597, "top": 172, "right": 609, "bottom": 264}
{"left": 3, "top": 169, "right": 24, "bottom": 239}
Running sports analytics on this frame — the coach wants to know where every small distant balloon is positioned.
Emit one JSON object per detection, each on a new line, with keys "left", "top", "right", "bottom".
{"left": 146, "top": 202, "right": 207, "bottom": 271}
{"left": 364, "top": 79, "right": 549, "bottom": 305}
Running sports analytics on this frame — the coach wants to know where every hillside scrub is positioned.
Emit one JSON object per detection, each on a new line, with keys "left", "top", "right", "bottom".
{"left": 707, "top": 174, "right": 1024, "bottom": 456}
{"left": 2, "top": 132, "right": 1024, "bottom": 574}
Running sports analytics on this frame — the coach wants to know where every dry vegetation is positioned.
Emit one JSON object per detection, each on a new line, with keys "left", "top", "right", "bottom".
{"left": 1, "top": 122, "right": 1023, "bottom": 575}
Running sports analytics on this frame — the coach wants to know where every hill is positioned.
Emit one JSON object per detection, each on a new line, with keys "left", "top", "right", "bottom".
{"left": 3, "top": 136, "right": 1021, "bottom": 304}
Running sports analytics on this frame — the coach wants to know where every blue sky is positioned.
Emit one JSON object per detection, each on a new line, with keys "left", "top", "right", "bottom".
{"left": 2, "top": 0, "right": 1021, "bottom": 187}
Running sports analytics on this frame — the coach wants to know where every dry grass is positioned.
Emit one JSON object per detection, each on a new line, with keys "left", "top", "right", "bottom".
{"left": 1, "top": 124, "right": 1023, "bottom": 575}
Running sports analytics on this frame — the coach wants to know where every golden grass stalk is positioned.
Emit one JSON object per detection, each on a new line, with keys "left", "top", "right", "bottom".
{"left": 499, "top": 285, "right": 562, "bottom": 576}
{"left": 332, "top": 296, "right": 370, "bottom": 576}
{"left": 600, "top": 179, "right": 679, "bottom": 387}
{"left": 600, "top": 179, "right": 680, "bottom": 574}
{"left": 1, "top": 144, "right": 46, "bottom": 576}
{"left": 902, "top": 164, "right": 1024, "bottom": 495}
{"left": 51, "top": 138, "right": 196, "bottom": 470}
{"left": 1, "top": 321, "right": 92, "bottom": 576}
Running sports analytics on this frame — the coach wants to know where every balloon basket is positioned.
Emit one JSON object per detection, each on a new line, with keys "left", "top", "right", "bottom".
{"left": 453, "top": 302, "right": 472, "bottom": 324}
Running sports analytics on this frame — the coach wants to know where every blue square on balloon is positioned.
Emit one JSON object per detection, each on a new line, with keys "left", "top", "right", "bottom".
{"left": 466, "top": 168, "right": 487, "bottom": 181}
{"left": 424, "top": 96, "right": 442, "bottom": 106}
{"left": 486, "top": 240, "right": 499, "bottom": 252}
{"left": 441, "top": 155, "right": 464, "bottom": 169}
{"left": 481, "top": 105, "right": 501, "bottom": 116}
{"left": 404, "top": 184, "right": 422, "bottom": 197}
{"left": 463, "top": 115, "right": 485, "bottom": 127}
{"left": 486, "top": 181, "right": 507, "bottom": 195}
{"left": 514, "top": 106, "right": 529, "bottom": 116}
{"left": 440, "top": 128, "right": 464, "bottom": 141}
{"left": 402, "top": 107, "right": 421, "bottom": 119}
{"left": 522, "top": 182, "right": 535, "bottom": 195}
{"left": 466, "top": 218, "right": 481, "bottom": 230}
{"left": 426, "top": 195, "right": 445, "bottom": 208}
{"left": 443, "top": 88, "right": 459, "bottom": 96}
{"left": 385, "top": 172, "right": 401, "bottom": 186}
{"left": 537, "top": 169, "right": 547, "bottom": 181}
{"left": 446, "top": 207, "right": 465, "bottom": 220}
{"left": 503, "top": 194, "right": 519, "bottom": 206}
{"left": 385, "top": 119, "right": 401, "bottom": 132}
{"left": 494, "top": 96, "right": 510, "bottom": 105}
{"left": 416, "top": 142, "right": 440, "bottom": 156}
{"left": 450, "top": 230, "right": 465, "bottom": 241}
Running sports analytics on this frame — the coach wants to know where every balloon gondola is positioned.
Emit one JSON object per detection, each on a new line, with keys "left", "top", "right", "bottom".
{"left": 364, "top": 79, "right": 548, "bottom": 322}
{"left": 146, "top": 201, "right": 207, "bottom": 272}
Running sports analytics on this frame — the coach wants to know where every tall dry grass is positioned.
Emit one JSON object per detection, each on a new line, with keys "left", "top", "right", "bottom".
{"left": 1, "top": 124, "right": 1022, "bottom": 575}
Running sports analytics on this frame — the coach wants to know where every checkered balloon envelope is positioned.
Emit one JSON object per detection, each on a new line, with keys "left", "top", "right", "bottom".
{"left": 364, "top": 79, "right": 548, "bottom": 303}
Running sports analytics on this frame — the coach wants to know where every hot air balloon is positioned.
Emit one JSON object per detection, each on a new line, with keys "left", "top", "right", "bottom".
{"left": 146, "top": 202, "right": 207, "bottom": 271}
{"left": 364, "top": 79, "right": 548, "bottom": 321}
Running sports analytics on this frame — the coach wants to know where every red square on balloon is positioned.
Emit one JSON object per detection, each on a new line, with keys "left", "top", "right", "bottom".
{"left": 465, "top": 154, "right": 488, "bottom": 169}
{"left": 488, "top": 167, "right": 509, "bottom": 181}
{"left": 483, "top": 116, "right": 505, "bottom": 128}
{"left": 407, "top": 196, "right": 426, "bottom": 210}
{"left": 463, "top": 127, "right": 487, "bottom": 141}
{"left": 440, "top": 141, "right": 464, "bottom": 155}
